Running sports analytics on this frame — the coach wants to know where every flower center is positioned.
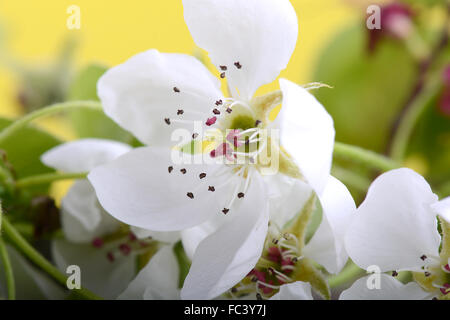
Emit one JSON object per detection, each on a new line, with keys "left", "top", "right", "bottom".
{"left": 230, "top": 232, "right": 302, "bottom": 300}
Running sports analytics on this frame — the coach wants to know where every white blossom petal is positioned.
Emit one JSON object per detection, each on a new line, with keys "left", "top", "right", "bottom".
{"left": 345, "top": 168, "right": 441, "bottom": 272}
{"left": 183, "top": 0, "right": 298, "bottom": 101}
{"left": 41, "top": 138, "right": 131, "bottom": 173}
{"left": 98, "top": 49, "right": 223, "bottom": 146}
{"left": 340, "top": 274, "right": 431, "bottom": 300}
{"left": 88, "top": 146, "right": 234, "bottom": 232}
{"left": 265, "top": 174, "right": 313, "bottom": 229}
{"left": 52, "top": 239, "right": 136, "bottom": 299}
{"left": 270, "top": 282, "right": 313, "bottom": 300}
{"left": 304, "top": 176, "right": 356, "bottom": 274}
{"left": 431, "top": 196, "right": 450, "bottom": 223}
{"left": 181, "top": 213, "right": 226, "bottom": 260}
{"left": 119, "top": 246, "right": 180, "bottom": 300}
{"left": 130, "top": 226, "right": 181, "bottom": 244}
{"left": 181, "top": 174, "right": 269, "bottom": 300}
{"left": 61, "top": 180, "right": 120, "bottom": 243}
{"left": 278, "top": 79, "right": 335, "bottom": 196}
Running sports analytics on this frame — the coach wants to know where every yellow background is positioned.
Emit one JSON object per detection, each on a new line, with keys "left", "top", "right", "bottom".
{"left": 0, "top": 0, "right": 359, "bottom": 128}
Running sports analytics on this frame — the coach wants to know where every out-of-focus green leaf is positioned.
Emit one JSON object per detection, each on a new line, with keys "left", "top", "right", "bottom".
{"left": 408, "top": 94, "right": 450, "bottom": 184}
{"left": 67, "top": 64, "right": 136, "bottom": 145}
{"left": 312, "top": 24, "right": 417, "bottom": 152}
{"left": 0, "top": 117, "right": 61, "bottom": 222}
{"left": 0, "top": 117, "right": 60, "bottom": 180}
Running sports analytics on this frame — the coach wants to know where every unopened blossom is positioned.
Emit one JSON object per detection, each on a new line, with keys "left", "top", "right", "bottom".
{"left": 42, "top": 139, "right": 178, "bottom": 298}
{"left": 438, "top": 66, "right": 450, "bottom": 117}
{"left": 345, "top": 168, "right": 450, "bottom": 300}
{"left": 368, "top": 3, "right": 414, "bottom": 52}
{"left": 89, "top": 0, "right": 342, "bottom": 299}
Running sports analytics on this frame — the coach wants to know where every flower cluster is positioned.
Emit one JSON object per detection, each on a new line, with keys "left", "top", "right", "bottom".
{"left": 0, "top": 0, "right": 449, "bottom": 301}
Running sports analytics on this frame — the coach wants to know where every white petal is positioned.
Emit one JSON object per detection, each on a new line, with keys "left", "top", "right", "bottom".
{"left": 340, "top": 274, "right": 430, "bottom": 300}
{"left": 181, "top": 174, "right": 269, "bottom": 300}
{"left": 278, "top": 79, "right": 335, "bottom": 196}
{"left": 304, "top": 176, "right": 356, "bottom": 274}
{"left": 345, "top": 168, "right": 441, "bottom": 272}
{"left": 52, "top": 239, "right": 136, "bottom": 299}
{"left": 183, "top": 0, "right": 298, "bottom": 101}
{"left": 41, "top": 138, "right": 131, "bottom": 173}
{"left": 431, "top": 196, "right": 450, "bottom": 223}
{"left": 264, "top": 174, "right": 313, "bottom": 229}
{"left": 98, "top": 49, "right": 223, "bottom": 146}
{"left": 61, "top": 180, "right": 120, "bottom": 243}
{"left": 119, "top": 246, "right": 180, "bottom": 300}
{"left": 270, "top": 282, "right": 313, "bottom": 300}
{"left": 88, "top": 146, "right": 233, "bottom": 232}
{"left": 181, "top": 213, "right": 226, "bottom": 260}
{"left": 130, "top": 226, "right": 181, "bottom": 244}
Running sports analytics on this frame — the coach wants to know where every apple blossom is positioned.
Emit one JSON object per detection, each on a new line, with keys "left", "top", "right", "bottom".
{"left": 345, "top": 168, "right": 450, "bottom": 300}
{"left": 41, "top": 139, "right": 178, "bottom": 298}
{"left": 89, "top": 0, "right": 338, "bottom": 300}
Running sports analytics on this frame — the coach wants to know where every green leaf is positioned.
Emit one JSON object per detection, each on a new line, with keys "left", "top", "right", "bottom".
{"left": 0, "top": 117, "right": 60, "bottom": 180}
{"left": 67, "top": 64, "right": 137, "bottom": 145}
{"left": 312, "top": 24, "right": 417, "bottom": 152}
{"left": 0, "top": 117, "right": 61, "bottom": 221}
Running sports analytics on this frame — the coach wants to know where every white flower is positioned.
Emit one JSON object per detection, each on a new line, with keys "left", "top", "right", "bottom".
{"left": 89, "top": 0, "right": 338, "bottom": 299}
{"left": 339, "top": 274, "right": 431, "bottom": 300}
{"left": 181, "top": 175, "right": 356, "bottom": 300}
{"left": 270, "top": 282, "right": 313, "bottom": 300}
{"left": 42, "top": 139, "right": 179, "bottom": 299}
{"left": 119, "top": 246, "right": 181, "bottom": 300}
{"left": 345, "top": 168, "right": 450, "bottom": 299}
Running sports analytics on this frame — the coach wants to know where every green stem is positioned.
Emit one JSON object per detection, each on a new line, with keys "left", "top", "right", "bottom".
{"left": 331, "top": 166, "right": 371, "bottom": 192}
{"left": 15, "top": 172, "right": 88, "bottom": 188}
{"left": 1, "top": 216, "right": 101, "bottom": 300}
{"left": 390, "top": 79, "right": 442, "bottom": 162}
{"left": 328, "top": 262, "right": 365, "bottom": 288}
{"left": 334, "top": 142, "right": 400, "bottom": 172}
{"left": 0, "top": 238, "right": 15, "bottom": 300}
{"left": 0, "top": 101, "right": 102, "bottom": 145}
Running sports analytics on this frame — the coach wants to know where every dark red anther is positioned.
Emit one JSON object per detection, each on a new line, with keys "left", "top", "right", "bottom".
{"left": 92, "top": 237, "right": 104, "bottom": 248}
{"left": 440, "top": 283, "right": 450, "bottom": 295}
{"left": 107, "top": 252, "right": 115, "bottom": 262}
{"left": 206, "top": 117, "right": 217, "bottom": 126}
{"left": 129, "top": 233, "right": 137, "bottom": 242}
{"left": 119, "top": 244, "right": 132, "bottom": 256}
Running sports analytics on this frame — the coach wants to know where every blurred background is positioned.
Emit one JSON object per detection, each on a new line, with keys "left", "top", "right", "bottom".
{"left": 0, "top": 0, "right": 449, "bottom": 209}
